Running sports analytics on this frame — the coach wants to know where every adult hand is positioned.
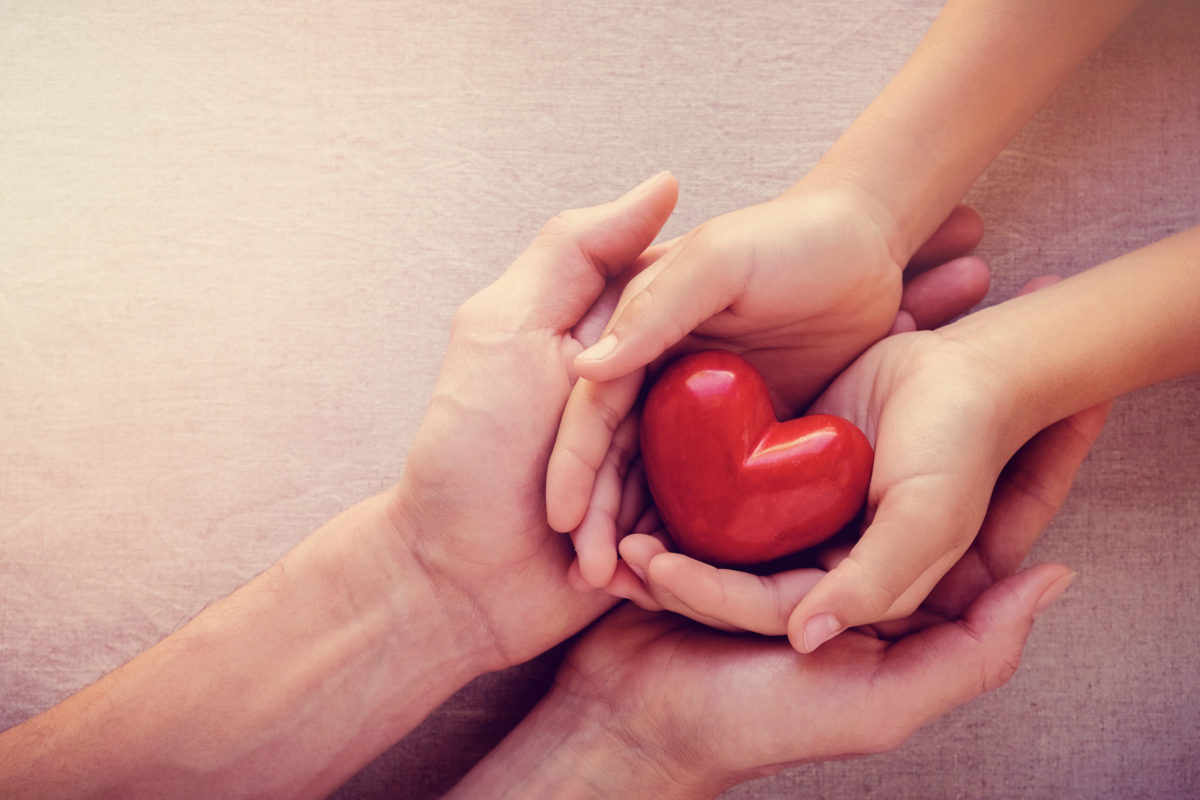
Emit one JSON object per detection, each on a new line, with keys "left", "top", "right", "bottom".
{"left": 546, "top": 180, "right": 990, "bottom": 589}
{"left": 451, "top": 393, "right": 1108, "bottom": 798}
{"left": 390, "top": 171, "right": 680, "bottom": 669}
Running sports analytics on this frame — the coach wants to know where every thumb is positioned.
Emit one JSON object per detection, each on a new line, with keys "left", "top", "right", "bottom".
{"left": 872, "top": 563, "right": 1074, "bottom": 736}
{"left": 573, "top": 217, "right": 750, "bottom": 382}
{"left": 787, "top": 466, "right": 990, "bottom": 653}
{"left": 507, "top": 172, "right": 679, "bottom": 330}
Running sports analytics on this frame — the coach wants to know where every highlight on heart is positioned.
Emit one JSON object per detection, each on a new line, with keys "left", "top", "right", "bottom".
{"left": 640, "top": 349, "right": 874, "bottom": 566}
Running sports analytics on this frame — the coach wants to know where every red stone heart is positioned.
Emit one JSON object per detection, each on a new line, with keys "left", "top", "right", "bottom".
{"left": 640, "top": 350, "right": 873, "bottom": 566}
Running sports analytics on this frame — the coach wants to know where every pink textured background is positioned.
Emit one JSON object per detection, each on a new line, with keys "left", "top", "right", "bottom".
{"left": 1, "top": 2, "right": 1197, "bottom": 797}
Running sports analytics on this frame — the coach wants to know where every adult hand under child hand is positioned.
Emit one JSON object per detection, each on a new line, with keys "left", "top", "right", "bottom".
{"left": 451, "top": 391, "right": 1107, "bottom": 798}
{"left": 547, "top": 179, "right": 990, "bottom": 589}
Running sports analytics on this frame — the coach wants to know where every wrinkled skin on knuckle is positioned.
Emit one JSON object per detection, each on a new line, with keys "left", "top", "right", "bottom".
{"left": 620, "top": 284, "right": 691, "bottom": 354}
{"left": 537, "top": 208, "right": 586, "bottom": 244}
{"left": 449, "top": 288, "right": 500, "bottom": 340}
{"left": 982, "top": 650, "right": 1024, "bottom": 695}
{"left": 832, "top": 554, "right": 905, "bottom": 623}
{"left": 534, "top": 208, "right": 596, "bottom": 265}
{"left": 686, "top": 217, "right": 743, "bottom": 276}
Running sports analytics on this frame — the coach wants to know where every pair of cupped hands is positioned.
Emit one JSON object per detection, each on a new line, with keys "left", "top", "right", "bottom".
{"left": 399, "top": 172, "right": 1107, "bottom": 789}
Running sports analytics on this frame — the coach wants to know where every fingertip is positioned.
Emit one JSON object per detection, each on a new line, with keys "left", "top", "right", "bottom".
{"left": 575, "top": 533, "right": 619, "bottom": 590}
{"left": 1032, "top": 567, "right": 1076, "bottom": 619}
{"left": 575, "top": 333, "right": 618, "bottom": 367}
{"left": 642, "top": 551, "right": 693, "bottom": 588}
{"left": 887, "top": 309, "right": 918, "bottom": 336}
{"left": 605, "top": 562, "right": 664, "bottom": 610}
{"left": 623, "top": 169, "right": 675, "bottom": 197}
{"left": 618, "top": 533, "right": 668, "bottom": 582}
{"left": 955, "top": 204, "right": 984, "bottom": 248}
{"left": 964, "top": 562, "right": 1074, "bottom": 637}
{"left": 954, "top": 255, "right": 992, "bottom": 297}
{"left": 900, "top": 254, "right": 990, "bottom": 330}
{"left": 788, "top": 612, "right": 844, "bottom": 654}
{"left": 573, "top": 333, "right": 660, "bottom": 385}
{"left": 566, "top": 558, "right": 593, "bottom": 593}
{"left": 906, "top": 204, "right": 985, "bottom": 272}
{"left": 544, "top": 459, "right": 587, "bottom": 533}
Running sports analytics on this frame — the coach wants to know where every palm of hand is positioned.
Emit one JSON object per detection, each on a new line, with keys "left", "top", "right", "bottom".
{"left": 561, "top": 413, "right": 1109, "bottom": 787}
{"left": 558, "top": 603, "right": 934, "bottom": 787}
{"left": 801, "top": 330, "right": 1019, "bottom": 622}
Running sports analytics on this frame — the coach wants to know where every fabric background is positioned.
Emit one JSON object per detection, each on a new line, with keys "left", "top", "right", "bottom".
{"left": 1, "top": 2, "right": 1197, "bottom": 797}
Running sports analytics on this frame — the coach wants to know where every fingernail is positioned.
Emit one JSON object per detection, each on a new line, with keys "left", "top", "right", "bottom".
{"left": 1034, "top": 572, "right": 1076, "bottom": 618}
{"left": 578, "top": 333, "right": 617, "bottom": 362}
{"left": 802, "top": 613, "right": 842, "bottom": 652}
{"left": 628, "top": 561, "right": 647, "bottom": 583}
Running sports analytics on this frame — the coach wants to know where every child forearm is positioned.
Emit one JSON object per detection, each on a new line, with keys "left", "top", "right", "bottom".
{"left": 810, "top": 0, "right": 1142, "bottom": 262}
{"left": 944, "top": 225, "right": 1200, "bottom": 447}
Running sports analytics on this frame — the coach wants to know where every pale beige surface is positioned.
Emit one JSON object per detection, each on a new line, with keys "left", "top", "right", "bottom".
{"left": 2, "top": 2, "right": 1198, "bottom": 798}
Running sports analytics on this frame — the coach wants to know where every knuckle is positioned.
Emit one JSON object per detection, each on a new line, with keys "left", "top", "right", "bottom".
{"left": 862, "top": 583, "right": 903, "bottom": 620}
{"left": 562, "top": 437, "right": 605, "bottom": 475}
{"left": 541, "top": 208, "right": 588, "bottom": 243}
{"left": 982, "top": 649, "right": 1023, "bottom": 694}
{"left": 449, "top": 291, "right": 508, "bottom": 340}
{"left": 688, "top": 218, "right": 733, "bottom": 259}
{"left": 619, "top": 283, "right": 689, "bottom": 351}
{"left": 1000, "top": 459, "right": 1063, "bottom": 518}
{"left": 450, "top": 291, "right": 489, "bottom": 335}
{"left": 837, "top": 556, "right": 904, "bottom": 621}
{"left": 587, "top": 388, "right": 625, "bottom": 437}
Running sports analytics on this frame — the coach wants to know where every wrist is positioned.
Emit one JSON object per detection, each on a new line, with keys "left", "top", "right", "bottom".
{"left": 787, "top": 165, "right": 908, "bottom": 271}
{"left": 449, "top": 683, "right": 727, "bottom": 800}
{"left": 379, "top": 481, "right": 506, "bottom": 676}
{"left": 798, "top": 160, "right": 910, "bottom": 268}
{"left": 936, "top": 302, "right": 1076, "bottom": 454}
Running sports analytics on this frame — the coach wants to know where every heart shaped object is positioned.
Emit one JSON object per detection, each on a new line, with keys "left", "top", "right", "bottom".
{"left": 641, "top": 350, "right": 873, "bottom": 566}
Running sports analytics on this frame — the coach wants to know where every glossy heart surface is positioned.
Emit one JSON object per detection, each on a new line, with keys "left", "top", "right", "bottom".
{"left": 640, "top": 350, "right": 873, "bottom": 566}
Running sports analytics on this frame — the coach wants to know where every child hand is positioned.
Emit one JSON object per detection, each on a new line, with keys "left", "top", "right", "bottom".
{"left": 546, "top": 182, "right": 987, "bottom": 589}
{"left": 618, "top": 278, "right": 1107, "bottom": 654}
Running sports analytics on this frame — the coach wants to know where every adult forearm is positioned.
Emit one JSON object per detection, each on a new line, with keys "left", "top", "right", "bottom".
{"left": 0, "top": 491, "right": 487, "bottom": 799}
{"left": 448, "top": 684, "right": 725, "bottom": 800}
{"left": 945, "top": 225, "right": 1200, "bottom": 447}
{"left": 809, "top": 0, "right": 1141, "bottom": 261}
